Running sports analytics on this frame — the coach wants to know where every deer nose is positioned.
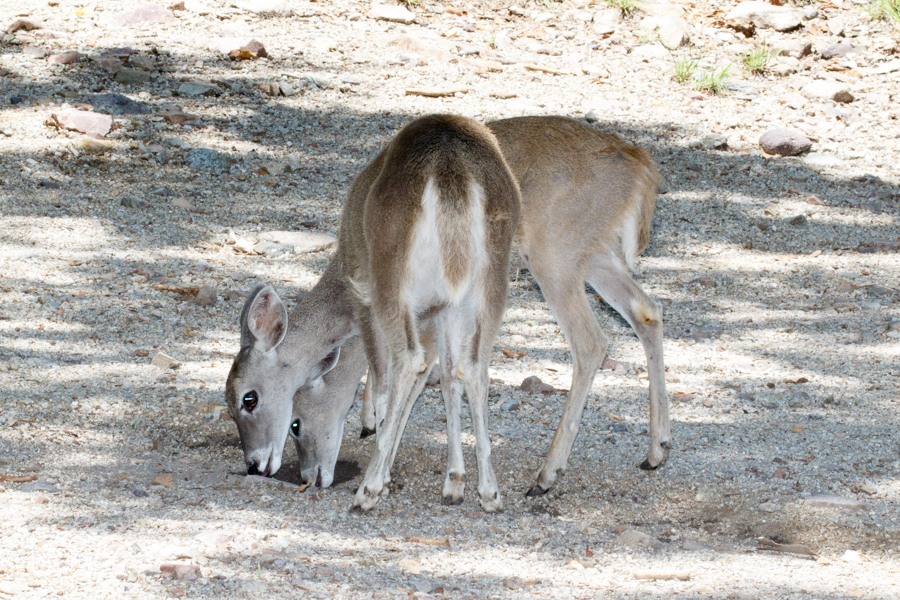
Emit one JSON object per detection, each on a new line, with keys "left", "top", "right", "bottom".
{"left": 247, "top": 462, "right": 261, "bottom": 476}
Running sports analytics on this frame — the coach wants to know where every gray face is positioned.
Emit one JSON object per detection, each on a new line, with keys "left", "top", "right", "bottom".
{"left": 288, "top": 338, "right": 366, "bottom": 488}
{"left": 225, "top": 348, "right": 295, "bottom": 477}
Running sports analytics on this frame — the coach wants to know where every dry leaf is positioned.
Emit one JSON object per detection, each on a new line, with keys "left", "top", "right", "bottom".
{"left": 404, "top": 536, "right": 450, "bottom": 547}
{"left": 501, "top": 348, "right": 526, "bottom": 359}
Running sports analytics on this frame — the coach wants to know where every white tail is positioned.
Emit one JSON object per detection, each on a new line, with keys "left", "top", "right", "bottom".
{"left": 225, "top": 115, "right": 669, "bottom": 499}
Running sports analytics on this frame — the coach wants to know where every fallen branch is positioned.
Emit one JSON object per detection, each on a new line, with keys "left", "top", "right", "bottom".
{"left": 404, "top": 536, "right": 451, "bottom": 547}
{"left": 633, "top": 570, "right": 691, "bottom": 581}
{"left": 522, "top": 63, "right": 570, "bottom": 75}
{"left": 405, "top": 87, "right": 469, "bottom": 97}
{"left": 757, "top": 537, "right": 817, "bottom": 557}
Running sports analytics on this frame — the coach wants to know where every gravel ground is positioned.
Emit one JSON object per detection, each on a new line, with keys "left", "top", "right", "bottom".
{"left": 1, "top": 0, "right": 899, "bottom": 598}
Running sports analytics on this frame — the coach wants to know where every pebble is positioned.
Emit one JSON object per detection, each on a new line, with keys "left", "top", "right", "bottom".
{"left": 821, "top": 43, "right": 864, "bottom": 60}
{"left": 759, "top": 128, "right": 812, "bottom": 156}
{"left": 501, "top": 398, "right": 521, "bottom": 412}
{"left": 0, "top": 581, "right": 23, "bottom": 595}
{"left": 802, "top": 152, "right": 844, "bottom": 170}
{"left": 398, "top": 558, "right": 422, "bottom": 574}
{"left": 592, "top": 9, "right": 621, "bottom": 35}
{"left": 47, "top": 50, "right": 83, "bottom": 64}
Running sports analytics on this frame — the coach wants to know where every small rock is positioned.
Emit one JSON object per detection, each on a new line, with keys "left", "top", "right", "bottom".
{"left": 682, "top": 539, "right": 715, "bottom": 552}
{"left": 107, "top": 4, "right": 175, "bottom": 27}
{"left": 368, "top": 4, "right": 416, "bottom": 23}
{"left": 259, "top": 81, "right": 295, "bottom": 96}
{"left": 700, "top": 134, "right": 728, "bottom": 150}
{"left": 159, "top": 110, "right": 194, "bottom": 125}
{"left": 255, "top": 230, "right": 337, "bottom": 254}
{"left": 151, "top": 352, "right": 180, "bottom": 369}
{"left": 121, "top": 195, "right": 149, "bottom": 209}
{"left": 826, "top": 16, "right": 844, "bottom": 36}
{"left": 501, "top": 399, "right": 521, "bottom": 412}
{"left": 641, "top": 15, "right": 691, "bottom": 50}
{"left": 774, "top": 39, "right": 811, "bottom": 59}
{"left": 802, "top": 152, "right": 844, "bottom": 170}
{"left": 615, "top": 529, "right": 663, "bottom": 551}
{"left": 172, "top": 197, "right": 193, "bottom": 210}
{"left": 802, "top": 7, "right": 818, "bottom": 19}
{"left": 800, "top": 81, "right": 854, "bottom": 103}
{"left": 759, "top": 128, "right": 812, "bottom": 156}
{"left": 81, "top": 93, "right": 151, "bottom": 115}
{"left": 6, "top": 18, "right": 44, "bottom": 34}
{"left": 23, "top": 480, "right": 60, "bottom": 493}
{"left": 869, "top": 59, "right": 900, "bottom": 75}
{"left": 73, "top": 137, "right": 114, "bottom": 154}
{"left": 253, "top": 240, "right": 291, "bottom": 256}
{"left": 520, "top": 375, "right": 556, "bottom": 395}
{"left": 47, "top": 110, "right": 114, "bottom": 139}
{"left": 114, "top": 68, "right": 151, "bottom": 85}
{"left": 48, "top": 50, "right": 83, "bottom": 64}
{"left": 153, "top": 473, "right": 174, "bottom": 487}
{"left": 802, "top": 493, "right": 869, "bottom": 510}
{"left": 160, "top": 564, "right": 201, "bottom": 581}
{"left": 0, "top": 581, "right": 24, "bottom": 595}
{"left": 233, "top": 0, "right": 293, "bottom": 16}
{"left": 412, "top": 580, "right": 433, "bottom": 593}
{"left": 726, "top": 2, "right": 802, "bottom": 32}
{"left": 195, "top": 285, "right": 217, "bottom": 306}
{"left": 821, "top": 42, "right": 863, "bottom": 60}
{"left": 584, "top": 110, "right": 599, "bottom": 123}
{"left": 779, "top": 214, "right": 808, "bottom": 227}
{"left": 228, "top": 39, "right": 268, "bottom": 60}
{"left": 398, "top": 558, "right": 422, "bottom": 574}
{"left": 841, "top": 550, "right": 863, "bottom": 564}
{"left": 22, "top": 46, "right": 48, "bottom": 59}
{"left": 133, "top": 486, "right": 149, "bottom": 498}
{"left": 185, "top": 148, "right": 231, "bottom": 173}
{"left": 177, "top": 81, "right": 219, "bottom": 96}
{"left": 758, "top": 501, "right": 780, "bottom": 513}
{"left": 194, "top": 530, "right": 232, "bottom": 547}
{"left": 592, "top": 8, "right": 621, "bottom": 35}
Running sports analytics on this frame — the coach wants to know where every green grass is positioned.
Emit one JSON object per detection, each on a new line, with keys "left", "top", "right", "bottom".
{"left": 636, "top": 27, "right": 655, "bottom": 44}
{"left": 671, "top": 53, "right": 700, "bottom": 84}
{"left": 605, "top": 0, "right": 643, "bottom": 17}
{"left": 865, "top": 0, "right": 900, "bottom": 23}
{"left": 741, "top": 44, "right": 780, "bottom": 74}
{"left": 693, "top": 64, "right": 733, "bottom": 95}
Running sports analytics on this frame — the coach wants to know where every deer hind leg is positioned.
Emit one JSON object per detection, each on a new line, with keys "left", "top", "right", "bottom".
{"left": 526, "top": 261, "right": 608, "bottom": 497}
{"left": 586, "top": 254, "right": 670, "bottom": 470}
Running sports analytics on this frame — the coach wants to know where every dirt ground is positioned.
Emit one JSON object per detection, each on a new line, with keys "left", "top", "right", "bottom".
{"left": 0, "top": 0, "right": 898, "bottom": 598}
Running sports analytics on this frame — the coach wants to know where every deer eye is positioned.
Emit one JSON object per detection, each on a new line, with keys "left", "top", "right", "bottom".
{"left": 242, "top": 391, "right": 258, "bottom": 412}
{"left": 290, "top": 419, "right": 300, "bottom": 437}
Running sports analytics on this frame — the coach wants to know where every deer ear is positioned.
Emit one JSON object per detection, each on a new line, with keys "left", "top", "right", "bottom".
{"left": 240, "top": 285, "right": 288, "bottom": 352}
{"left": 308, "top": 346, "right": 342, "bottom": 384}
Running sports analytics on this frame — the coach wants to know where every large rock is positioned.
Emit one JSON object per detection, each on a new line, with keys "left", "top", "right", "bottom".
{"left": 368, "top": 4, "right": 416, "bottom": 23}
{"left": 47, "top": 110, "right": 114, "bottom": 139}
{"left": 759, "top": 128, "right": 812, "bottom": 156}
{"left": 820, "top": 42, "right": 864, "bottom": 60}
{"left": 773, "top": 38, "right": 811, "bottom": 58}
{"left": 726, "top": 2, "right": 802, "bottom": 32}
{"left": 801, "top": 81, "right": 854, "bottom": 103}
{"left": 106, "top": 4, "right": 175, "bottom": 27}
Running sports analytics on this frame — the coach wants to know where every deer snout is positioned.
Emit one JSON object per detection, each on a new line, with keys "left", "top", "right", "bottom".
{"left": 247, "top": 461, "right": 270, "bottom": 477}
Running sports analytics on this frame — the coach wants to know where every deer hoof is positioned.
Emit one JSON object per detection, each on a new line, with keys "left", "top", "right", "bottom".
{"left": 359, "top": 426, "right": 376, "bottom": 439}
{"left": 525, "top": 484, "right": 550, "bottom": 497}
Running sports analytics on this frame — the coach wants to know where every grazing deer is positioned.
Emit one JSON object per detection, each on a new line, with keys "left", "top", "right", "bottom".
{"left": 225, "top": 115, "right": 669, "bottom": 499}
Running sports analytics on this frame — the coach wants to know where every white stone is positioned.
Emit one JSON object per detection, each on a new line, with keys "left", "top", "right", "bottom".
{"left": 367, "top": 4, "right": 416, "bottom": 23}
{"left": 726, "top": 2, "right": 802, "bottom": 31}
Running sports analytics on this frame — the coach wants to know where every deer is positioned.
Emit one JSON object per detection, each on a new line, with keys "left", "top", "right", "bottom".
{"left": 225, "top": 115, "right": 670, "bottom": 502}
